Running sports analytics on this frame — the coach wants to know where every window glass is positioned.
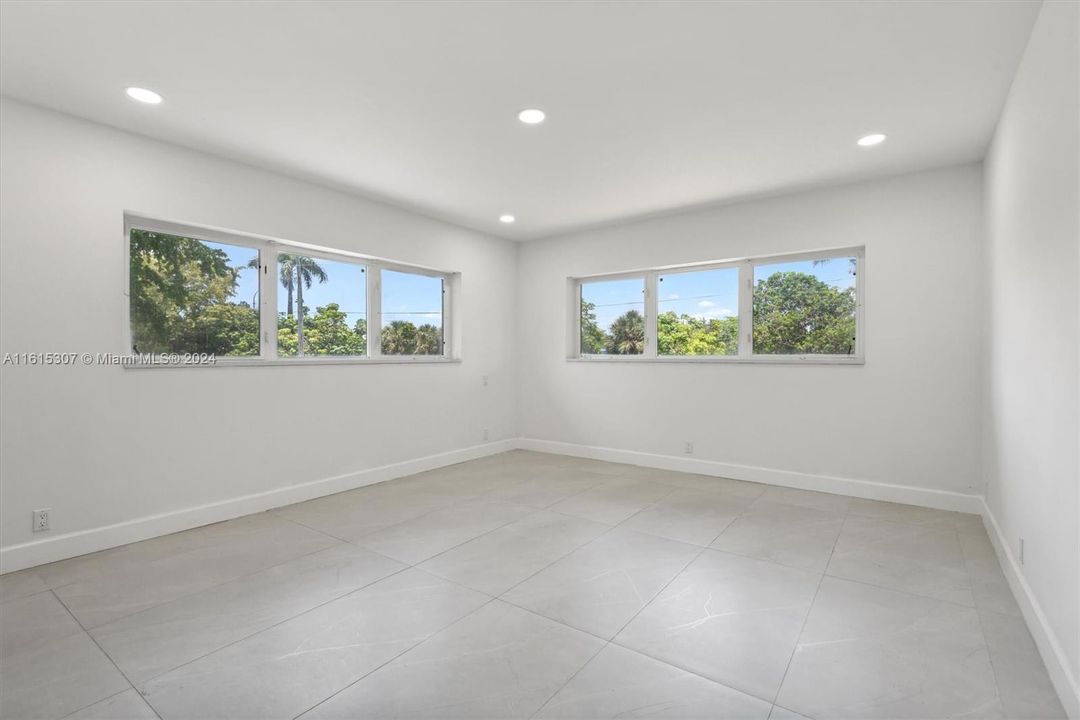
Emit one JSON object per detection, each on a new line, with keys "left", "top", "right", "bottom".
{"left": 276, "top": 254, "right": 367, "bottom": 357}
{"left": 129, "top": 230, "right": 259, "bottom": 356}
{"left": 580, "top": 277, "right": 645, "bottom": 355}
{"left": 657, "top": 267, "right": 739, "bottom": 356}
{"left": 752, "top": 256, "right": 857, "bottom": 355}
{"left": 381, "top": 269, "right": 444, "bottom": 355}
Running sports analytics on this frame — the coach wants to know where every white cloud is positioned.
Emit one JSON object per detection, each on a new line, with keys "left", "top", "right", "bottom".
{"left": 694, "top": 307, "right": 735, "bottom": 320}
{"left": 664, "top": 293, "right": 681, "bottom": 301}
{"left": 697, "top": 299, "right": 716, "bottom": 308}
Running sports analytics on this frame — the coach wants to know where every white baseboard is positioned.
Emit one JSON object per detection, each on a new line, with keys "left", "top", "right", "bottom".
{"left": 0, "top": 439, "right": 516, "bottom": 574}
{"left": 517, "top": 437, "right": 983, "bottom": 514}
{"left": 980, "top": 499, "right": 1080, "bottom": 720}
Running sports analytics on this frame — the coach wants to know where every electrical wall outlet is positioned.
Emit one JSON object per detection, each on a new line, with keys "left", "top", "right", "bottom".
{"left": 481, "top": 375, "right": 489, "bottom": 387}
{"left": 482, "top": 427, "right": 489, "bottom": 442}
{"left": 1018, "top": 537, "right": 1025, "bottom": 565}
{"left": 33, "top": 508, "right": 50, "bottom": 532}
{"left": 684, "top": 441, "right": 694, "bottom": 455}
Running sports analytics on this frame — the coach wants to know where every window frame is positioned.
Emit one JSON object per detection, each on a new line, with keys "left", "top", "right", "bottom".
{"left": 570, "top": 246, "right": 864, "bottom": 365}
{"left": 123, "top": 214, "right": 459, "bottom": 367}
{"left": 376, "top": 265, "right": 449, "bottom": 358}
{"left": 578, "top": 272, "right": 649, "bottom": 357}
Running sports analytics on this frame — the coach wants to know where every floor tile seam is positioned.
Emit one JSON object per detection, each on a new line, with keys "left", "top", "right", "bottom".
{"left": 491, "top": 525, "right": 623, "bottom": 600}
{"left": 117, "top": 564, "right": 417, "bottom": 689}
{"left": 269, "top": 510, "right": 359, "bottom": 544}
{"left": 844, "top": 510, "right": 963, "bottom": 531}
{"left": 824, "top": 515, "right": 978, "bottom": 609}
{"left": 604, "top": 541, "right": 710, "bottom": 642}
{"left": 604, "top": 636, "right": 781, "bottom": 708}
{"left": 953, "top": 524, "right": 1009, "bottom": 591}
{"left": 499, "top": 597, "right": 781, "bottom": 719}
{"left": 771, "top": 704, "right": 816, "bottom": 720}
{"left": 336, "top": 489, "right": 511, "bottom": 542}
{"left": 288, "top": 596, "right": 502, "bottom": 720}
{"left": 532, "top": 504, "right": 620, "bottom": 528}
{"left": 48, "top": 589, "right": 157, "bottom": 719}
{"left": 697, "top": 487, "right": 763, "bottom": 549}
{"left": 550, "top": 473, "right": 677, "bottom": 515}
{"left": 819, "top": 571, "right": 979, "bottom": 611}
{"left": 0, "top": 590, "right": 90, "bottom": 655}
{"left": 699, "top": 543, "right": 834, "bottom": 575}
{"left": 770, "top": 526, "right": 837, "bottom": 708}
{"left": 409, "top": 506, "right": 559, "bottom": 569}
{"left": 0, "top": 577, "right": 50, "bottom": 606}
{"left": 606, "top": 479, "right": 754, "bottom": 539}
{"left": 66, "top": 532, "right": 353, "bottom": 632}
{"left": 56, "top": 687, "right": 162, "bottom": 720}
{"left": 350, "top": 505, "right": 546, "bottom": 567}
{"left": 970, "top": 595, "right": 1012, "bottom": 710}
{"left": 526, "top": 635, "right": 609, "bottom": 720}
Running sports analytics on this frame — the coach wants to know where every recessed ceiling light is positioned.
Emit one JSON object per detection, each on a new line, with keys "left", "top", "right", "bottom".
{"left": 125, "top": 87, "right": 163, "bottom": 104}
{"left": 518, "top": 109, "right": 545, "bottom": 125}
{"left": 857, "top": 133, "right": 886, "bottom": 147}
{"left": 499, "top": 214, "right": 516, "bottom": 224}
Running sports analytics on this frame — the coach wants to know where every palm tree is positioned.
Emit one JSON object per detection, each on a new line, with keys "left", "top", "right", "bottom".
{"left": 278, "top": 255, "right": 328, "bottom": 318}
{"left": 607, "top": 309, "right": 645, "bottom": 355}
{"left": 283, "top": 255, "right": 328, "bottom": 356}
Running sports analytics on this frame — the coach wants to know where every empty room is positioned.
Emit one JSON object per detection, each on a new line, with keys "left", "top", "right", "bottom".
{"left": 0, "top": 1, "right": 1077, "bottom": 719}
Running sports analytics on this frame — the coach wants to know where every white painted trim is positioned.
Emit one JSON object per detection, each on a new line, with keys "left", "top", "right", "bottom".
{"left": 980, "top": 499, "right": 1080, "bottom": 720}
{"left": 516, "top": 437, "right": 983, "bottom": 513}
{"left": 0, "top": 439, "right": 516, "bottom": 574}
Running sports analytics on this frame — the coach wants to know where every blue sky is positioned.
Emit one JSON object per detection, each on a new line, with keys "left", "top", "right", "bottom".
{"left": 582, "top": 256, "right": 855, "bottom": 330}
{"left": 213, "top": 241, "right": 442, "bottom": 329}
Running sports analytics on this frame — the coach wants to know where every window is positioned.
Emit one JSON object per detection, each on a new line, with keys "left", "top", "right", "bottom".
{"left": 277, "top": 254, "right": 366, "bottom": 357}
{"left": 580, "top": 277, "right": 645, "bottom": 355}
{"left": 380, "top": 269, "right": 444, "bottom": 356}
{"left": 752, "top": 255, "right": 857, "bottom": 356}
{"left": 129, "top": 230, "right": 260, "bottom": 357}
{"left": 126, "top": 217, "right": 457, "bottom": 365}
{"left": 657, "top": 267, "right": 739, "bottom": 356}
{"left": 572, "top": 248, "right": 862, "bottom": 363}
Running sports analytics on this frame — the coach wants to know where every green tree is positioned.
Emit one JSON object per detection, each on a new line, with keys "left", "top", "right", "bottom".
{"left": 657, "top": 311, "right": 739, "bottom": 356}
{"left": 180, "top": 303, "right": 259, "bottom": 356}
{"left": 381, "top": 320, "right": 417, "bottom": 354}
{"left": 580, "top": 300, "right": 608, "bottom": 353}
{"left": 752, "top": 272, "right": 855, "bottom": 354}
{"left": 129, "top": 230, "right": 236, "bottom": 352}
{"left": 129, "top": 230, "right": 261, "bottom": 356}
{"left": 381, "top": 320, "right": 442, "bottom": 355}
{"left": 303, "top": 303, "right": 366, "bottom": 355}
{"left": 414, "top": 324, "right": 442, "bottom": 354}
{"left": 606, "top": 309, "right": 645, "bottom": 355}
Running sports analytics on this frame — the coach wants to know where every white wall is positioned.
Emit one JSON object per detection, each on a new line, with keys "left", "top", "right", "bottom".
{"left": 517, "top": 165, "right": 985, "bottom": 504}
{"left": 0, "top": 99, "right": 518, "bottom": 568}
{"left": 983, "top": 0, "right": 1079, "bottom": 712}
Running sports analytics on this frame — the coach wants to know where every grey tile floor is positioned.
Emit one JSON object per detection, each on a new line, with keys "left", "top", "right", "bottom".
{"left": 0, "top": 451, "right": 1066, "bottom": 720}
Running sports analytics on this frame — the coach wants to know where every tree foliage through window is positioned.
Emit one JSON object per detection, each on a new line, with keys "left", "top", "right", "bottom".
{"left": 129, "top": 230, "right": 443, "bottom": 358}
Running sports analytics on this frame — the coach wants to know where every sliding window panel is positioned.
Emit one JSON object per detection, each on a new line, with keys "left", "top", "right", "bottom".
{"left": 276, "top": 253, "right": 367, "bottom": 357}
{"left": 657, "top": 267, "right": 740, "bottom": 356}
{"left": 128, "top": 229, "right": 261, "bottom": 357}
{"left": 580, "top": 277, "right": 646, "bottom": 356}
{"left": 752, "top": 254, "right": 858, "bottom": 356}
{"left": 380, "top": 269, "right": 444, "bottom": 356}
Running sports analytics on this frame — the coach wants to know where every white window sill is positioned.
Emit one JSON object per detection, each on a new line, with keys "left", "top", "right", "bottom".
{"left": 123, "top": 356, "right": 462, "bottom": 369}
{"left": 568, "top": 355, "right": 864, "bottom": 365}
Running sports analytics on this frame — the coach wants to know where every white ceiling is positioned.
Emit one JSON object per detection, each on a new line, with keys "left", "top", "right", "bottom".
{"left": 0, "top": 0, "right": 1040, "bottom": 240}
